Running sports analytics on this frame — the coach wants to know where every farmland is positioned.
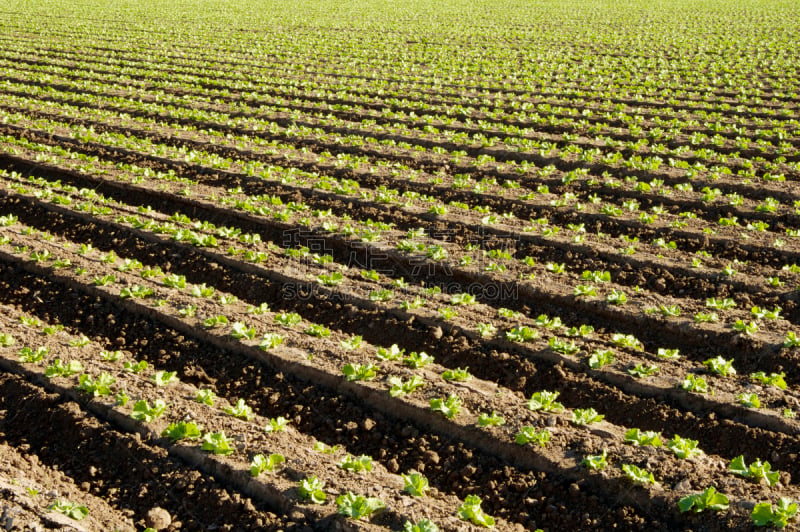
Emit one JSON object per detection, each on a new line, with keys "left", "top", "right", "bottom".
{"left": 1, "top": 0, "right": 800, "bottom": 529}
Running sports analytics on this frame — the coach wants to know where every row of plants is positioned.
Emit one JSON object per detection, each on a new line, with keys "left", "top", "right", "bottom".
{"left": 3, "top": 203, "right": 799, "bottom": 492}
{"left": 0, "top": 306, "right": 499, "bottom": 530}
{"left": 4, "top": 164, "right": 798, "bottom": 385}
{"left": 2, "top": 110, "right": 797, "bottom": 329}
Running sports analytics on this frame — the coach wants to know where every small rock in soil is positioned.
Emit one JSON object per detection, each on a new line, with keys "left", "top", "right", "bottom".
{"left": 145, "top": 507, "right": 172, "bottom": 530}
{"left": 423, "top": 450, "right": 440, "bottom": 464}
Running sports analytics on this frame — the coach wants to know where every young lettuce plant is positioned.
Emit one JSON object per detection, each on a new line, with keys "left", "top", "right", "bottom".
{"left": 153, "top": 370, "right": 178, "bottom": 386}
{"left": 376, "top": 344, "right": 404, "bottom": 361}
{"left": 666, "top": 435, "right": 704, "bottom": 459}
{"left": 403, "top": 351, "right": 434, "bottom": 368}
{"left": 430, "top": 394, "right": 461, "bottom": 419}
{"left": 737, "top": 392, "right": 760, "bottom": 408}
{"left": 515, "top": 427, "right": 550, "bottom": 446}
{"left": 730, "top": 456, "right": 781, "bottom": 486}
{"left": 389, "top": 376, "right": 425, "bottom": 397}
{"left": 750, "top": 371, "right": 786, "bottom": 389}
{"left": 624, "top": 428, "right": 662, "bottom": 447}
{"left": 123, "top": 360, "right": 148, "bottom": 373}
{"left": 204, "top": 315, "right": 229, "bottom": 329}
{"left": 506, "top": 326, "right": 538, "bottom": 342}
{"left": 572, "top": 408, "right": 604, "bottom": 425}
{"left": 47, "top": 501, "right": 88, "bottom": 521}
{"left": 338, "top": 454, "right": 373, "bottom": 473}
{"left": 403, "top": 519, "right": 439, "bottom": 532}
{"left": 223, "top": 399, "right": 254, "bottom": 420}
{"left": 752, "top": 498, "right": 798, "bottom": 528}
{"left": 0, "top": 333, "right": 15, "bottom": 347}
{"left": 298, "top": 477, "right": 327, "bottom": 504}
{"left": 681, "top": 374, "right": 709, "bottom": 393}
{"left": 703, "top": 356, "right": 736, "bottom": 376}
{"left": 77, "top": 373, "right": 116, "bottom": 396}
{"left": 196, "top": 389, "right": 216, "bottom": 406}
{"left": 588, "top": 349, "right": 614, "bottom": 369}
{"left": 265, "top": 416, "right": 290, "bottom": 433}
{"left": 250, "top": 453, "right": 285, "bottom": 476}
{"left": 679, "top": 487, "right": 729, "bottom": 513}
{"left": 340, "top": 335, "right": 363, "bottom": 350}
{"left": 581, "top": 450, "right": 608, "bottom": 470}
{"left": 336, "top": 492, "right": 385, "bottom": 520}
{"left": 458, "top": 495, "right": 495, "bottom": 528}
{"left": 622, "top": 464, "right": 655, "bottom": 484}
{"left": 161, "top": 421, "right": 202, "bottom": 442}
{"left": 478, "top": 411, "right": 506, "bottom": 427}
{"left": 19, "top": 346, "right": 48, "bottom": 363}
{"left": 45, "top": 359, "right": 83, "bottom": 378}
{"left": 402, "top": 471, "right": 430, "bottom": 497}
{"left": 100, "top": 350, "right": 122, "bottom": 362}
{"left": 201, "top": 432, "right": 235, "bottom": 455}
{"left": 230, "top": 322, "right": 258, "bottom": 340}
{"left": 131, "top": 399, "right": 167, "bottom": 422}
{"left": 260, "top": 333, "right": 284, "bottom": 350}
{"left": 627, "top": 363, "right": 659, "bottom": 378}
{"left": 342, "top": 363, "right": 379, "bottom": 381}
{"left": 441, "top": 367, "right": 471, "bottom": 381}
{"left": 527, "top": 391, "right": 564, "bottom": 412}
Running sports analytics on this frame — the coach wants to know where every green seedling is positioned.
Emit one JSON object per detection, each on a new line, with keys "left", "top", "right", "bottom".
{"left": 19, "top": 346, "right": 48, "bottom": 363}
{"left": 123, "top": 360, "right": 148, "bottom": 373}
{"left": 527, "top": 390, "right": 564, "bottom": 412}
{"left": 404, "top": 519, "right": 439, "bottom": 532}
{"left": 582, "top": 450, "right": 608, "bottom": 470}
{"left": 430, "top": 394, "right": 461, "bottom": 419}
{"left": 45, "top": 359, "right": 83, "bottom": 378}
{"left": 515, "top": 426, "right": 550, "bottom": 446}
{"left": 404, "top": 351, "right": 434, "bottom": 368}
{"left": 342, "top": 363, "right": 378, "bottom": 381}
{"left": 259, "top": 333, "right": 284, "bottom": 350}
{"left": 196, "top": 389, "right": 216, "bottom": 406}
{"left": 666, "top": 435, "right": 703, "bottom": 459}
{"left": 223, "top": 399, "right": 254, "bottom": 420}
{"left": 298, "top": 477, "right": 326, "bottom": 504}
{"left": 389, "top": 376, "right": 425, "bottom": 397}
{"left": 441, "top": 367, "right": 471, "bottom": 381}
{"left": 152, "top": 370, "right": 178, "bottom": 386}
{"left": 201, "top": 432, "right": 235, "bottom": 455}
{"left": 752, "top": 498, "right": 798, "bottom": 528}
{"left": 477, "top": 411, "right": 505, "bottom": 427}
{"left": 338, "top": 454, "right": 373, "bottom": 473}
{"left": 77, "top": 373, "right": 115, "bottom": 396}
{"left": 458, "top": 494, "right": 495, "bottom": 528}
{"left": 47, "top": 501, "right": 88, "bottom": 521}
{"left": 622, "top": 464, "right": 655, "bottom": 484}
{"left": 131, "top": 399, "right": 167, "bottom": 422}
{"left": 572, "top": 408, "right": 604, "bottom": 425}
{"left": 336, "top": 492, "right": 385, "bottom": 519}
{"left": 679, "top": 487, "right": 729, "bottom": 513}
{"left": 624, "top": 428, "right": 662, "bottom": 447}
{"left": 730, "top": 455, "right": 780, "bottom": 486}
{"left": 402, "top": 471, "right": 430, "bottom": 497}
{"left": 265, "top": 416, "right": 289, "bottom": 433}
{"left": 250, "top": 453, "right": 285, "bottom": 476}
{"left": 161, "top": 421, "right": 202, "bottom": 442}
{"left": 376, "top": 344, "right": 404, "bottom": 360}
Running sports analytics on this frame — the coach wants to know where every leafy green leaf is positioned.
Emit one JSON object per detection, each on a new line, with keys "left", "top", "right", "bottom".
{"left": 298, "top": 477, "right": 327, "bottom": 504}
{"left": 336, "top": 492, "right": 385, "bottom": 519}
{"left": 458, "top": 494, "right": 495, "bottom": 527}
{"left": 679, "top": 487, "right": 729, "bottom": 513}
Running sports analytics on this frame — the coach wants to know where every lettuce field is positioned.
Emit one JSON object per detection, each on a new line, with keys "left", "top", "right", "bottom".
{"left": 1, "top": 0, "right": 800, "bottom": 530}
